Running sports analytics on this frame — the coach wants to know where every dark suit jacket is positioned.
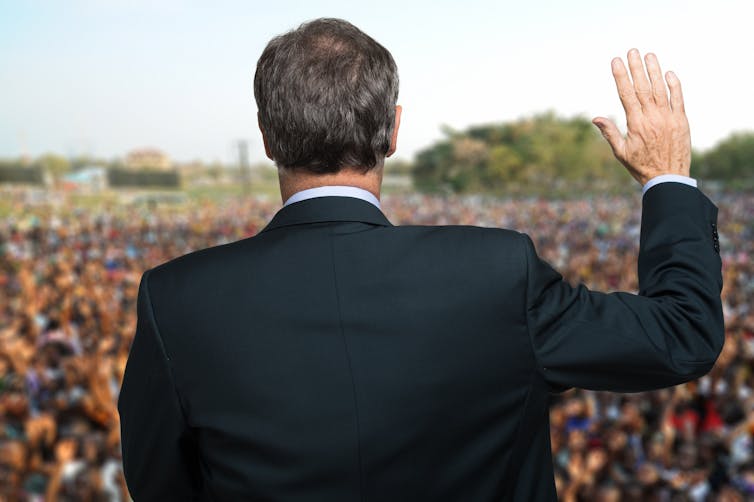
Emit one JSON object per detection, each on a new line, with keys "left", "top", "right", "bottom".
{"left": 117, "top": 182, "right": 724, "bottom": 501}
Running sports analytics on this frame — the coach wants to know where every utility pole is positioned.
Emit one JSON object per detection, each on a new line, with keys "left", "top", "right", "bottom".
{"left": 237, "top": 140, "right": 251, "bottom": 195}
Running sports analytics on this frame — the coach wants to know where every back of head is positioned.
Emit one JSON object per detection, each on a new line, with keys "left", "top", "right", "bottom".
{"left": 254, "top": 18, "right": 399, "bottom": 175}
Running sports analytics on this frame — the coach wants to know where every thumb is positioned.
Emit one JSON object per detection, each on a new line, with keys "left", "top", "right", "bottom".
{"left": 592, "top": 117, "right": 625, "bottom": 159}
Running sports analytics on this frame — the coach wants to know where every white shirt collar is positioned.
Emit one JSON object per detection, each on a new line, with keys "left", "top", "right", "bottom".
{"left": 283, "top": 185, "right": 381, "bottom": 210}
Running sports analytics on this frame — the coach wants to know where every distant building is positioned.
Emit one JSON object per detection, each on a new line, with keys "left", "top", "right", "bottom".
{"left": 61, "top": 166, "right": 108, "bottom": 192}
{"left": 125, "top": 148, "right": 171, "bottom": 170}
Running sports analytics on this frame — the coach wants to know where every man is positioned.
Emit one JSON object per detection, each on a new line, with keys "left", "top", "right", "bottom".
{"left": 117, "top": 17, "right": 724, "bottom": 501}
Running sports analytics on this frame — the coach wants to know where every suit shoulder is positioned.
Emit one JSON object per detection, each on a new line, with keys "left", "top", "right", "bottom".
{"left": 389, "top": 224, "right": 527, "bottom": 269}
{"left": 394, "top": 223, "right": 523, "bottom": 242}
{"left": 145, "top": 236, "right": 253, "bottom": 286}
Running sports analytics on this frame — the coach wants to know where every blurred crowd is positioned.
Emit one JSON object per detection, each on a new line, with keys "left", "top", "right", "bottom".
{"left": 0, "top": 187, "right": 752, "bottom": 501}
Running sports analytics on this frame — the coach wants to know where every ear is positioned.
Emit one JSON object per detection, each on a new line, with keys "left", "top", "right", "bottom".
{"left": 386, "top": 105, "right": 402, "bottom": 158}
{"left": 257, "top": 113, "right": 274, "bottom": 160}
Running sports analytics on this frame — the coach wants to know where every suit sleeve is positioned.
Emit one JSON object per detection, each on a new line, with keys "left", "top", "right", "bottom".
{"left": 522, "top": 182, "right": 724, "bottom": 393}
{"left": 117, "top": 268, "right": 202, "bottom": 499}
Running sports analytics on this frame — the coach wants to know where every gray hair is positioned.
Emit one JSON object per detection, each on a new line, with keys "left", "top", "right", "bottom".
{"left": 253, "top": 18, "right": 399, "bottom": 175}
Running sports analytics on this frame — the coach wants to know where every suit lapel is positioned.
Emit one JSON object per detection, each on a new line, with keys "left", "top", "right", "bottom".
{"left": 258, "top": 196, "right": 393, "bottom": 234}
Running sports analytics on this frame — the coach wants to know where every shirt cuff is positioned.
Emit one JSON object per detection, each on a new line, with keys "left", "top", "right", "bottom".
{"left": 642, "top": 174, "right": 698, "bottom": 196}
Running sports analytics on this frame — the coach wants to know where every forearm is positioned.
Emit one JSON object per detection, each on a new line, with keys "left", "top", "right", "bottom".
{"left": 635, "top": 182, "right": 724, "bottom": 370}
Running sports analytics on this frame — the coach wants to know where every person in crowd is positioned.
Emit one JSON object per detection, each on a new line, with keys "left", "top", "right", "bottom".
{"left": 0, "top": 185, "right": 752, "bottom": 499}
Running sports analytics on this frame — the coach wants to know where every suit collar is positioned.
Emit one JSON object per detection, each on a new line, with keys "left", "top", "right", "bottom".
{"left": 259, "top": 195, "right": 393, "bottom": 234}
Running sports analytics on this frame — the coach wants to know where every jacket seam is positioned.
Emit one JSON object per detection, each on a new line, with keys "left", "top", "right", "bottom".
{"left": 329, "top": 230, "right": 365, "bottom": 501}
{"left": 142, "top": 268, "right": 192, "bottom": 426}
{"left": 493, "top": 232, "right": 545, "bottom": 497}
{"left": 520, "top": 232, "right": 549, "bottom": 379}
{"left": 500, "top": 367, "right": 537, "bottom": 498}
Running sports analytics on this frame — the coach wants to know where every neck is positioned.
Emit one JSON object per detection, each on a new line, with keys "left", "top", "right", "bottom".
{"left": 278, "top": 165, "right": 384, "bottom": 205}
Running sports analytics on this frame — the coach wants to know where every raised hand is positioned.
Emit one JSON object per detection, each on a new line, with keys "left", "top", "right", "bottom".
{"left": 593, "top": 49, "right": 691, "bottom": 186}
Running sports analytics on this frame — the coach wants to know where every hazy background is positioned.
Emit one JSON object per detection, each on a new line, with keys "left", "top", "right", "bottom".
{"left": 2, "top": 0, "right": 752, "bottom": 165}
{"left": 1, "top": 2, "right": 753, "bottom": 500}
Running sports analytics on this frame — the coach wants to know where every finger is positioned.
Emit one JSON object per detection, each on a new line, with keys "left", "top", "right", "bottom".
{"left": 665, "top": 71, "right": 685, "bottom": 114}
{"left": 592, "top": 117, "right": 626, "bottom": 160}
{"left": 611, "top": 58, "right": 641, "bottom": 119}
{"left": 644, "top": 52, "right": 668, "bottom": 108}
{"left": 626, "top": 48, "right": 653, "bottom": 108}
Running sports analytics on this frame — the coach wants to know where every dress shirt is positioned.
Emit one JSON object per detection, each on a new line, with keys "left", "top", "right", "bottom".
{"left": 282, "top": 175, "right": 698, "bottom": 209}
{"left": 642, "top": 174, "right": 697, "bottom": 196}
{"left": 283, "top": 185, "right": 381, "bottom": 209}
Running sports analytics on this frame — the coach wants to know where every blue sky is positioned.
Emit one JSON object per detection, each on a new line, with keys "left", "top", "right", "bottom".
{"left": 1, "top": 0, "right": 751, "bottom": 165}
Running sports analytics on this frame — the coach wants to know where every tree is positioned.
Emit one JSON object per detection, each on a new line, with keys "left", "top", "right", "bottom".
{"left": 696, "top": 132, "right": 754, "bottom": 180}
{"left": 411, "top": 112, "right": 621, "bottom": 194}
{"left": 486, "top": 144, "right": 523, "bottom": 185}
{"left": 35, "top": 154, "right": 71, "bottom": 186}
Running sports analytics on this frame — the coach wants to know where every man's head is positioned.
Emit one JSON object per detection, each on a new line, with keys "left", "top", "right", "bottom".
{"left": 254, "top": 18, "right": 401, "bottom": 176}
